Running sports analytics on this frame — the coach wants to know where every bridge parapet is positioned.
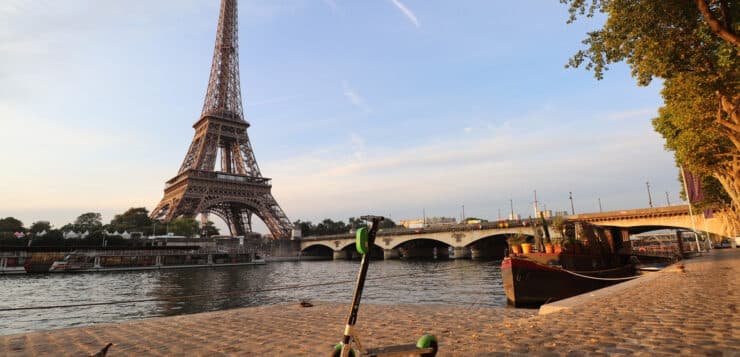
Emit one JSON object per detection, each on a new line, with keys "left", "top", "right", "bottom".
{"left": 299, "top": 220, "right": 532, "bottom": 242}
{"left": 299, "top": 223, "right": 561, "bottom": 255}
{"left": 570, "top": 205, "right": 691, "bottom": 222}
{"left": 570, "top": 205, "right": 733, "bottom": 238}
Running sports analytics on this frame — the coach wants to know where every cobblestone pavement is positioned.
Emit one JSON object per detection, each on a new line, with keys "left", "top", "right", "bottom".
{"left": 1, "top": 250, "right": 737, "bottom": 356}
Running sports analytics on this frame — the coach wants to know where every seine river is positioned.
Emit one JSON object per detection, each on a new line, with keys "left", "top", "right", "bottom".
{"left": 0, "top": 259, "right": 506, "bottom": 335}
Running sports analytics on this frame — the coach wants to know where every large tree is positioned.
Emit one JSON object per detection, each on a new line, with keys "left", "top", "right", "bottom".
{"left": 109, "top": 207, "right": 152, "bottom": 232}
{"left": 29, "top": 221, "right": 52, "bottom": 234}
{"left": 0, "top": 217, "right": 24, "bottom": 232}
{"left": 168, "top": 218, "right": 200, "bottom": 238}
{"left": 74, "top": 212, "right": 103, "bottom": 232}
{"left": 202, "top": 221, "right": 220, "bottom": 237}
{"left": 293, "top": 220, "right": 313, "bottom": 237}
{"left": 562, "top": 0, "right": 740, "bottom": 229}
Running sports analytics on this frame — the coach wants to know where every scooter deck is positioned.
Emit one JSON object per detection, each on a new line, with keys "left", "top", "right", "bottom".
{"left": 364, "top": 344, "right": 434, "bottom": 356}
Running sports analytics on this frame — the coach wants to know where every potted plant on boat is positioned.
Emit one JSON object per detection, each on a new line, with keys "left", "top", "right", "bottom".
{"left": 551, "top": 237, "right": 563, "bottom": 254}
{"left": 507, "top": 233, "right": 526, "bottom": 254}
{"left": 520, "top": 241, "right": 533, "bottom": 254}
{"left": 515, "top": 232, "right": 533, "bottom": 254}
{"left": 544, "top": 240, "right": 555, "bottom": 254}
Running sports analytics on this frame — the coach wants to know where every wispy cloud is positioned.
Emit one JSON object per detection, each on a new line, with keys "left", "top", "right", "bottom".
{"left": 342, "top": 80, "right": 371, "bottom": 113}
{"left": 264, "top": 119, "right": 675, "bottom": 223}
{"left": 388, "top": 0, "right": 419, "bottom": 27}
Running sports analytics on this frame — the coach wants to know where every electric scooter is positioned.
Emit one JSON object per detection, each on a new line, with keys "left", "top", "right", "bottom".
{"left": 332, "top": 215, "right": 438, "bottom": 357}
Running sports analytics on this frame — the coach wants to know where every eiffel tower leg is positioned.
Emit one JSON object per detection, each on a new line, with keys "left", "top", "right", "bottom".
{"left": 253, "top": 193, "right": 293, "bottom": 239}
{"left": 228, "top": 206, "right": 247, "bottom": 236}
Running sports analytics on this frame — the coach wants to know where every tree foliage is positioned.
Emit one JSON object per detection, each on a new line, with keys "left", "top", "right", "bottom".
{"left": 109, "top": 207, "right": 152, "bottom": 232}
{"left": 379, "top": 218, "right": 398, "bottom": 229}
{"left": 202, "top": 221, "right": 220, "bottom": 237}
{"left": 74, "top": 212, "right": 103, "bottom": 232}
{"left": 293, "top": 217, "right": 398, "bottom": 237}
{"left": 29, "top": 221, "right": 52, "bottom": 233}
{"left": 314, "top": 218, "right": 349, "bottom": 236}
{"left": 562, "top": 0, "right": 740, "bottom": 229}
{"left": 0, "top": 217, "right": 24, "bottom": 232}
{"left": 168, "top": 217, "right": 200, "bottom": 237}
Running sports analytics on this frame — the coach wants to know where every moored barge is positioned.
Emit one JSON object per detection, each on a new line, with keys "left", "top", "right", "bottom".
{"left": 502, "top": 253, "right": 635, "bottom": 307}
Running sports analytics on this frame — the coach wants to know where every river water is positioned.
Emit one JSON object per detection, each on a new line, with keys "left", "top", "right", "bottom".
{"left": 0, "top": 259, "right": 507, "bottom": 335}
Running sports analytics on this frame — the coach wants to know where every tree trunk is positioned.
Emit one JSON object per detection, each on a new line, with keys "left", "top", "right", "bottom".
{"left": 697, "top": 0, "right": 740, "bottom": 49}
{"left": 713, "top": 156, "right": 740, "bottom": 236}
{"left": 714, "top": 93, "right": 740, "bottom": 230}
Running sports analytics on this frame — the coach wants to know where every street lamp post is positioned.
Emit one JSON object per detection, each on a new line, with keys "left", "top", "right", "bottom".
{"left": 569, "top": 192, "right": 575, "bottom": 215}
{"left": 509, "top": 199, "right": 514, "bottom": 220}
{"left": 646, "top": 181, "right": 653, "bottom": 208}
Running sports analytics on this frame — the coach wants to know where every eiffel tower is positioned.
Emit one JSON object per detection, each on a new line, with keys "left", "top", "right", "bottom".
{"left": 151, "top": 0, "right": 292, "bottom": 238}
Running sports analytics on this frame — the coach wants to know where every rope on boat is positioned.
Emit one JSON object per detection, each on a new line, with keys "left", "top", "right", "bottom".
{"left": 0, "top": 262, "right": 492, "bottom": 312}
{"left": 558, "top": 267, "right": 641, "bottom": 281}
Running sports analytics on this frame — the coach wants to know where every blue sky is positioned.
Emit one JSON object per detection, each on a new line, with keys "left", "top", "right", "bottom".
{"left": 0, "top": 0, "right": 682, "bottom": 232}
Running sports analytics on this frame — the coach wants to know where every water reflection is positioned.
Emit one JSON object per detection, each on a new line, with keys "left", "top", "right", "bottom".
{"left": 0, "top": 259, "right": 504, "bottom": 335}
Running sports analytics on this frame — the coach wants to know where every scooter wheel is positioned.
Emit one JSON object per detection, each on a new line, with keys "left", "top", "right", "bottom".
{"left": 332, "top": 343, "right": 355, "bottom": 357}
{"left": 416, "top": 334, "right": 438, "bottom": 357}
{"left": 356, "top": 227, "right": 369, "bottom": 254}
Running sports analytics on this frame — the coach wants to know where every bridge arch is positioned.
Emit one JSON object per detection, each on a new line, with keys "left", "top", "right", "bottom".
{"left": 336, "top": 242, "right": 384, "bottom": 260}
{"left": 620, "top": 225, "right": 697, "bottom": 235}
{"left": 300, "top": 244, "right": 334, "bottom": 260}
{"left": 301, "top": 241, "right": 337, "bottom": 251}
{"left": 464, "top": 233, "right": 535, "bottom": 259}
{"left": 464, "top": 232, "right": 536, "bottom": 246}
{"left": 392, "top": 237, "right": 452, "bottom": 259}
{"left": 384, "top": 236, "right": 453, "bottom": 250}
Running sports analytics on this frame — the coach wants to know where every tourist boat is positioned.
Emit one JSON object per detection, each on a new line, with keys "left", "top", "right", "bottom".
{"left": 46, "top": 250, "right": 265, "bottom": 273}
{"left": 501, "top": 253, "right": 635, "bottom": 307}
{"left": 0, "top": 255, "right": 27, "bottom": 274}
{"left": 0, "top": 266, "right": 26, "bottom": 274}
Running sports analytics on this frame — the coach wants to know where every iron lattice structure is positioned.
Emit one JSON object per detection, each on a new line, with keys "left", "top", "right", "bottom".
{"left": 151, "top": 0, "right": 292, "bottom": 238}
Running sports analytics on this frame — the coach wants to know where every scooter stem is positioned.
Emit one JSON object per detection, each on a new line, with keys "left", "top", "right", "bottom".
{"left": 341, "top": 216, "right": 383, "bottom": 350}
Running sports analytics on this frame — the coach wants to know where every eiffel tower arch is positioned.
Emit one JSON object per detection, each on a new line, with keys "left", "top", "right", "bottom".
{"left": 151, "top": 0, "right": 292, "bottom": 238}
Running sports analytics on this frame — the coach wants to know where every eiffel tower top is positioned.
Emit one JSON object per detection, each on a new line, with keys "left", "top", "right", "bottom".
{"left": 201, "top": 0, "right": 246, "bottom": 124}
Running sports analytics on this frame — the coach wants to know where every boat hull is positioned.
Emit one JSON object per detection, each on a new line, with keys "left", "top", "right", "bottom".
{"left": 502, "top": 256, "right": 635, "bottom": 308}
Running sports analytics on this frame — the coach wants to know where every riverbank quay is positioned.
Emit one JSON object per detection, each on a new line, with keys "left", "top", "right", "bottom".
{"left": 1, "top": 249, "right": 737, "bottom": 356}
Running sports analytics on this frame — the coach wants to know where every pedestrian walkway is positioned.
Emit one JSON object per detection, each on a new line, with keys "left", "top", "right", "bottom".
{"left": 1, "top": 250, "right": 737, "bottom": 356}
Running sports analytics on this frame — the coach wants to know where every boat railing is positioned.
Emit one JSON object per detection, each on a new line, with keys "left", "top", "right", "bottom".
{"left": 0, "top": 251, "right": 26, "bottom": 258}
{"left": 65, "top": 247, "right": 257, "bottom": 257}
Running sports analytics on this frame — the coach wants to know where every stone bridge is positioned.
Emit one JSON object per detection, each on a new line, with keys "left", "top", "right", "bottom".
{"left": 569, "top": 205, "right": 737, "bottom": 238}
{"left": 298, "top": 205, "right": 737, "bottom": 260}
{"left": 300, "top": 222, "right": 559, "bottom": 260}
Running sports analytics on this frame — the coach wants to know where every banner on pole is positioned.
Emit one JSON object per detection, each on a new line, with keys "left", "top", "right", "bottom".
{"left": 681, "top": 169, "right": 704, "bottom": 203}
